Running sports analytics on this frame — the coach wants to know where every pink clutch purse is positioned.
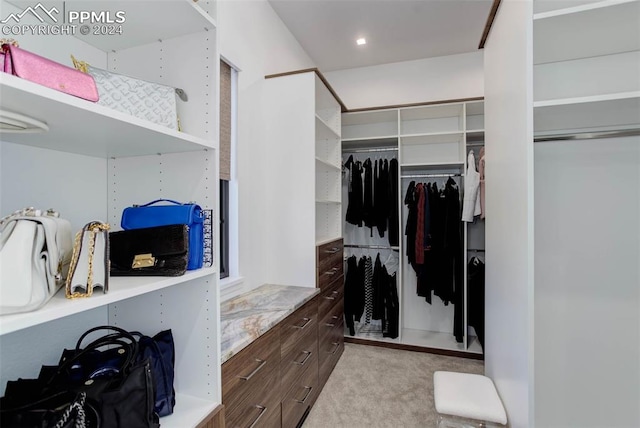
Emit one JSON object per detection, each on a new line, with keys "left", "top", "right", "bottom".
{"left": 2, "top": 43, "right": 99, "bottom": 102}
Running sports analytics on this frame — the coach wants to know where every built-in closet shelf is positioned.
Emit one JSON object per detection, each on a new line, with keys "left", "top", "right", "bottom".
{"left": 160, "top": 394, "right": 219, "bottom": 428}
{"left": 345, "top": 328, "right": 483, "bottom": 355}
{"left": 316, "top": 114, "right": 340, "bottom": 140}
{"left": 316, "top": 199, "right": 342, "bottom": 204}
{"left": 0, "top": 267, "right": 217, "bottom": 336}
{"left": 534, "top": 91, "right": 640, "bottom": 135}
{"left": 533, "top": 91, "right": 640, "bottom": 108}
{"left": 316, "top": 157, "right": 341, "bottom": 172}
{"left": 0, "top": 74, "right": 214, "bottom": 158}
{"left": 342, "top": 136, "right": 399, "bottom": 143}
{"left": 0, "top": 0, "right": 217, "bottom": 52}
{"left": 316, "top": 236, "right": 343, "bottom": 246}
{"left": 400, "top": 131, "right": 464, "bottom": 140}
{"left": 466, "top": 130, "right": 485, "bottom": 143}
{"left": 401, "top": 162, "right": 465, "bottom": 171}
{"left": 533, "top": 0, "right": 640, "bottom": 64}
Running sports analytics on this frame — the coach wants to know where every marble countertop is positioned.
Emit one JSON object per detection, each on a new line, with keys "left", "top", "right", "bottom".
{"left": 220, "top": 284, "right": 320, "bottom": 363}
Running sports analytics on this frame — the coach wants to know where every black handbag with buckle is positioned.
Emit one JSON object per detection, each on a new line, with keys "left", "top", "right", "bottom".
{"left": 109, "top": 225, "right": 188, "bottom": 276}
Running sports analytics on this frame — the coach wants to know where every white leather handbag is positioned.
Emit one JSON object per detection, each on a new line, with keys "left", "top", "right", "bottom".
{"left": 0, "top": 208, "right": 73, "bottom": 315}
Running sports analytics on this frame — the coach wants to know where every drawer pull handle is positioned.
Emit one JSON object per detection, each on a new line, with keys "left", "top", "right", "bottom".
{"left": 323, "top": 270, "right": 337, "bottom": 276}
{"left": 238, "top": 358, "right": 266, "bottom": 381}
{"left": 327, "top": 342, "right": 340, "bottom": 355}
{"left": 325, "top": 322, "right": 336, "bottom": 327}
{"left": 294, "top": 350, "right": 312, "bottom": 366}
{"left": 293, "top": 317, "right": 312, "bottom": 330}
{"left": 323, "top": 247, "right": 341, "bottom": 254}
{"left": 323, "top": 291, "right": 339, "bottom": 301}
{"left": 294, "top": 386, "right": 313, "bottom": 404}
{"left": 248, "top": 405, "right": 267, "bottom": 428}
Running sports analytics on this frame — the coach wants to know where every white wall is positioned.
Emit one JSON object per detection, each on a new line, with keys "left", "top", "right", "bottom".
{"left": 324, "top": 51, "right": 484, "bottom": 109}
{"left": 483, "top": 1, "right": 534, "bottom": 427}
{"left": 218, "top": 0, "right": 315, "bottom": 299}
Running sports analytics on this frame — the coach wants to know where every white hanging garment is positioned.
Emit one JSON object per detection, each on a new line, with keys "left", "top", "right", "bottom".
{"left": 383, "top": 252, "right": 399, "bottom": 275}
{"left": 462, "top": 150, "right": 481, "bottom": 222}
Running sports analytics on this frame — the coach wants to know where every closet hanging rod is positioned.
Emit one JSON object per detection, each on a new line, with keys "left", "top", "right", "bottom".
{"left": 534, "top": 128, "right": 640, "bottom": 143}
{"left": 468, "top": 248, "right": 486, "bottom": 252}
{"left": 401, "top": 173, "right": 463, "bottom": 179}
{"left": 342, "top": 147, "right": 399, "bottom": 153}
{"left": 344, "top": 244, "right": 400, "bottom": 250}
{"left": 466, "top": 142, "right": 485, "bottom": 147}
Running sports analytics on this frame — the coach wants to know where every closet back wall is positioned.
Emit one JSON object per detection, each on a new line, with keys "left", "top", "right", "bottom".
{"left": 324, "top": 51, "right": 484, "bottom": 109}
{"left": 218, "top": 0, "right": 315, "bottom": 298}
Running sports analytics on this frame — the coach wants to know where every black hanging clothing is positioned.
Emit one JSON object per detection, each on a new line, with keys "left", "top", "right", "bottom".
{"left": 344, "top": 255, "right": 364, "bottom": 336}
{"left": 382, "top": 272, "right": 399, "bottom": 339}
{"left": 375, "top": 159, "right": 389, "bottom": 238}
{"left": 388, "top": 158, "right": 399, "bottom": 246}
{"left": 404, "top": 181, "right": 418, "bottom": 269}
{"left": 362, "top": 158, "right": 374, "bottom": 230}
{"left": 363, "top": 256, "right": 374, "bottom": 324}
{"left": 442, "top": 178, "right": 464, "bottom": 343}
{"left": 468, "top": 257, "right": 485, "bottom": 349}
{"left": 371, "top": 254, "right": 385, "bottom": 321}
{"left": 345, "top": 156, "right": 363, "bottom": 226}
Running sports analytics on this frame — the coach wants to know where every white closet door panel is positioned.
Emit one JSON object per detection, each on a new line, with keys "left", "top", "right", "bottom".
{"left": 108, "top": 31, "right": 217, "bottom": 141}
{"left": 109, "top": 276, "right": 220, "bottom": 402}
{"left": 483, "top": 1, "right": 535, "bottom": 427}
{"left": 0, "top": 142, "right": 107, "bottom": 230}
{"left": 0, "top": 308, "right": 108, "bottom": 395}
{"left": 534, "top": 51, "right": 640, "bottom": 102}
{"left": 534, "top": 137, "right": 640, "bottom": 428}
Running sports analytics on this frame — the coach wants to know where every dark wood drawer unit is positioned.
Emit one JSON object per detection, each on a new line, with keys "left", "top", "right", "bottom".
{"left": 225, "top": 368, "right": 281, "bottom": 428}
{"left": 316, "top": 238, "right": 344, "bottom": 290}
{"left": 318, "top": 318, "right": 344, "bottom": 388}
{"left": 315, "top": 238, "right": 345, "bottom": 394}
{"left": 317, "top": 277, "right": 344, "bottom": 320}
{"left": 281, "top": 354, "right": 319, "bottom": 428}
{"left": 280, "top": 323, "right": 318, "bottom": 398}
{"left": 280, "top": 298, "right": 318, "bottom": 361}
{"left": 318, "top": 299, "right": 344, "bottom": 344}
{"left": 222, "top": 326, "right": 280, "bottom": 425}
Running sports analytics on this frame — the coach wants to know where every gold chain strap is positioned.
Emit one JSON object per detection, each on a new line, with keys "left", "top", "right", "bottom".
{"left": 0, "top": 38, "right": 19, "bottom": 47}
{"left": 66, "top": 222, "right": 110, "bottom": 299}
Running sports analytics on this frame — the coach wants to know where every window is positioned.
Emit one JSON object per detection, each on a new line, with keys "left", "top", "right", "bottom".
{"left": 219, "top": 59, "right": 236, "bottom": 279}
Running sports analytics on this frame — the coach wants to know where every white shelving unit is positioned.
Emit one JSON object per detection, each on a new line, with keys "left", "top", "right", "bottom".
{"left": 341, "top": 100, "right": 484, "bottom": 356}
{"left": 263, "top": 71, "right": 342, "bottom": 287}
{"left": 0, "top": 1, "right": 221, "bottom": 426}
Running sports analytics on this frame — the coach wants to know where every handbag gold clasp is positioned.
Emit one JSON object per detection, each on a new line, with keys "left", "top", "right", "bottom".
{"left": 132, "top": 253, "right": 155, "bottom": 269}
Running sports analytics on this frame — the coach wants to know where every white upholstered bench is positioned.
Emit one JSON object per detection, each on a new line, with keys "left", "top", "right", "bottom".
{"left": 433, "top": 371, "right": 507, "bottom": 428}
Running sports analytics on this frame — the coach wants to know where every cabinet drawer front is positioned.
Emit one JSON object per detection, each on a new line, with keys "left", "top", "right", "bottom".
{"left": 318, "top": 316, "right": 344, "bottom": 367}
{"left": 317, "top": 250, "right": 342, "bottom": 278}
{"left": 280, "top": 298, "right": 318, "bottom": 359}
{"left": 280, "top": 325, "right": 318, "bottom": 395}
{"left": 317, "top": 261, "right": 344, "bottom": 290}
{"left": 225, "top": 369, "right": 281, "bottom": 428}
{"left": 318, "top": 328, "right": 344, "bottom": 388}
{"left": 318, "top": 299, "right": 344, "bottom": 343}
{"left": 317, "top": 239, "right": 343, "bottom": 263}
{"left": 282, "top": 358, "right": 319, "bottom": 428}
{"left": 318, "top": 279, "right": 344, "bottom": 319}
{"left": 222, "top": 326, "right": 280, "bottom": 409}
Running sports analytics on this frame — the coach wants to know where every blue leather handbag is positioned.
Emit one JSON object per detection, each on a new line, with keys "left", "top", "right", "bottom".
{"left": 121, "top": 199, "right": 204, "bottom": 270}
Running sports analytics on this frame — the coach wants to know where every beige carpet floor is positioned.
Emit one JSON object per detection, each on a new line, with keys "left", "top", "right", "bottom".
{"left": 303, "top": 342, "right": 484, "bottom": 428}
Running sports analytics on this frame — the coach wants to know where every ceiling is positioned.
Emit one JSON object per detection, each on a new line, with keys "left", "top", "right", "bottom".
{"left": 269, "top": 0, "right": 494, "bottom": 72}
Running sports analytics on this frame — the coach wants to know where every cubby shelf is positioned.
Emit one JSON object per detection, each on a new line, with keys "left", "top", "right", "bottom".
{"left": 0, "top": 74, "right": 214, "bottom": 158}
{"left": 316, "top": 114, "right": 340, "bottom": 140}
{"left": 0, "top": 267, "right": 217, "bottom": 336}
{"left": 316, "top": 157, "right": 341, "bottom": 172}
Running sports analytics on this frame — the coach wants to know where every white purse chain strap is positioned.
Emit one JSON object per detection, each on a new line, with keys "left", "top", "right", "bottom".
{"left": 0, "top": 207, "right": 60, "bottom": 226}
{"left": 65, "top": 221, "right": 110, "bottom": 299}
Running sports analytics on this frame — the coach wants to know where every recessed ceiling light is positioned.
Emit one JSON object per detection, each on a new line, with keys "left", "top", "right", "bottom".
{"left": 356, "top": 38, "right": 366, "bottom": 46}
